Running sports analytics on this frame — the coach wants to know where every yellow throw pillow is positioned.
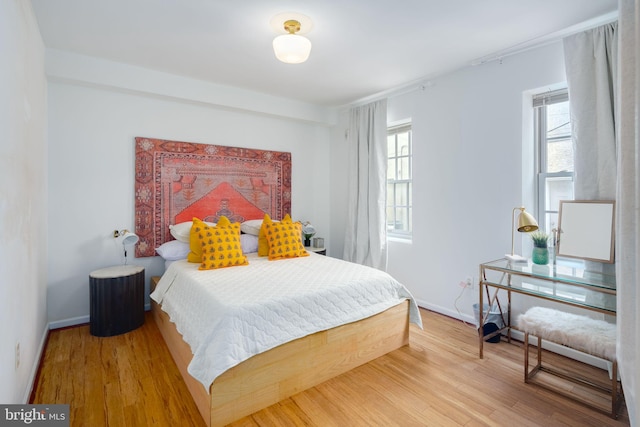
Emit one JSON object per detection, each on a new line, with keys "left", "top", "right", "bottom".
{"left": 258, "top": 213, "right": 291, "bottom": 256}
{"left": 257, "top": 214, "right": 271, "bottom": 257}
{"left": 199, "top": 216, "right": 248, "bottom": 270}
{"left": 187, "top": 217, "right": 211, "bottom": 263}
{"left": 264, "top": 219, "right": 309, "bottom": 260}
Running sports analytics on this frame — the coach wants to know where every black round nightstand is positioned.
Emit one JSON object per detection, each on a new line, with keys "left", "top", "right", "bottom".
{"left": 89, "top": 265, "right": 145, "bottom": 337}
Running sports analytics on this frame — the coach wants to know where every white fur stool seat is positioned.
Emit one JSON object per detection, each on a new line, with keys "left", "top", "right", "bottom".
{"left": 517, "top": 306, "right": 621, "bottom": 418}
{"left": 517, "top": 306, "right": 616, "bottom": 361}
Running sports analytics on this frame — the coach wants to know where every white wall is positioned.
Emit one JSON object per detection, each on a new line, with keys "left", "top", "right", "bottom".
{"left": 331, "top": 41, "right": 569, "bottom": 322}
{"left": 0, "top": 0, "right": 48, "bottom": 403}
{"left": 46, "top": 56, "right": 333, "bottom": 324}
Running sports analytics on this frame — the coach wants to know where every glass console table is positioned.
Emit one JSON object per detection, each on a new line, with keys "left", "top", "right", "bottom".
{"left": 478, "top": 258, "right": 616, "bottom": 358}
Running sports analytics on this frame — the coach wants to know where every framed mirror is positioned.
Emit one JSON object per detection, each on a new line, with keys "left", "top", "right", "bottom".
{"left": 557, "top": 200, "right": 615, "bottom": 263}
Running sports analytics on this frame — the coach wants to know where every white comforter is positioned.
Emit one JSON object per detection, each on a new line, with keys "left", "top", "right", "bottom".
{"left": 150, "top": 252, "right": 422, "bottom": 390}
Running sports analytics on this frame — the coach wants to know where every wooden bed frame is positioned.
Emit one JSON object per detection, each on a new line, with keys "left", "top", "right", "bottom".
{"left": 150, "top": 276, "right": 411, "bottom": 427}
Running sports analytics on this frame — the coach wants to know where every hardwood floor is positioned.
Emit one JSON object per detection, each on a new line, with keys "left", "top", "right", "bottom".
{"left": 31, "top": 308, "right": 629, "bottom": 426}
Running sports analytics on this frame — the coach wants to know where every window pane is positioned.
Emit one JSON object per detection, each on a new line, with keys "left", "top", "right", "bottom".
{"left": 547, "top": 137, "right": 574, "bottom": 173}
{"left": 387, "top": 183, "right": 394, "bottom": 205}
{"left": 387, "top": 135, "right": 396, "bottom": 157}
{"left": 399, "top": 157, "right": 410, "bottom": 180}
{"left": 387, "top": 158, "right": 396, "bottom": 180}
{"left": 546, "top": 176, "right": 574, "bottom": 210}
{"left": 547, "top": 101, "right": 570, "bottom": 138}
{"left": 395, "top": 207, "right": 408, "bottom": 231}
{"left": 546, "top": 100, "right": 573, "bottom": 173}
{"left": 395, "top": 183, "right": 408, "bottom": 205}
{"left": 397, "top": 132, "right": 410, "bottom": 156}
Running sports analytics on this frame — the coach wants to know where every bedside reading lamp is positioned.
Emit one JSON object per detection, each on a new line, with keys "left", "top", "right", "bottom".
{"left": 114, "top": 229, "right": 139, "bottom": 263}
{"left": 505, "top": 207, "right": 538, "bottom": 262}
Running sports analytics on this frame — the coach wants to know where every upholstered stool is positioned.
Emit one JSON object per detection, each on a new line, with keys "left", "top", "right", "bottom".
{"left": 517, "top": 307, "right": 621, "bottom": 418}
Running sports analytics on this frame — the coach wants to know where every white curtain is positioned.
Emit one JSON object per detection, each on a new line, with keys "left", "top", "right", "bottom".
{"left": 563, "top": 24, "right": 619, "bottom": 306}
{"left": 343, "top": 99, "right": 388, "bottom": 270}
{"left": 616, "top": 0, "right": 639, "bottom": 424}
{"left": 565, "top": 16, "right": 640, "bottom": 423}
{"left": 564, "top": 22, "right": 618, "bottom": 200}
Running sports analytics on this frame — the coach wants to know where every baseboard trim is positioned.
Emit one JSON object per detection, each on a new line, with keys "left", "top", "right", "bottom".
{"left": 416, "top": 299, "right": 608, "bottom": 371}
{"left": 417, "top": 299, "right": 476, "bottom": 325}
{"left": 23, "top": 322, "right": 49, "bottom": 404}
{"left": 49, "top": 315, "right": 90, "bottom": 330}
{"left": 48, "top": 306, "right": 150, "bottom": 330}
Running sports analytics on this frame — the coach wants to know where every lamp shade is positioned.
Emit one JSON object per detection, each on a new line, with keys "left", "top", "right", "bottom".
{"left": 273, "top": 34, "right": 311, "bottom": 64}
{"left": 121, "top": 231, "right": 139, "bottom": 246}
{"left": 507, "top": 207, "right": 539, "bottom": 260}
{"left": 517, "top": 211, "right": 539, "bottom": 232}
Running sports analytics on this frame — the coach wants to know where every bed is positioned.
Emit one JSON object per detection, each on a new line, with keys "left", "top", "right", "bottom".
{"left": 150, "top": 253, "right": 421, "bottom": 426}
{"left": 135, "top": 136, "right": 422, "bottom": 426}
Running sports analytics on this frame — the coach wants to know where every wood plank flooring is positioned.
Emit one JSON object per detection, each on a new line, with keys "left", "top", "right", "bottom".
{"left": 31, "top": 308, "right": 629, "bottom": 426}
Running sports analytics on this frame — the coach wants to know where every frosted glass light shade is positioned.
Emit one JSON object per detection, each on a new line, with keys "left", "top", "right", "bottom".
{"left": 273, "top": 34, "right": 312, "bottom": 64}
{"left": 122, "top": 231, "right": 139, "bottom": 246}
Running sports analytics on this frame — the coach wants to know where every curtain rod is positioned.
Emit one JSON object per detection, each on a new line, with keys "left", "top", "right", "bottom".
{"left": 344, "top": 11, "right": 618, "bottom": 109}
{"left": 470, "top": 11, "right": 618, "bottom": 66}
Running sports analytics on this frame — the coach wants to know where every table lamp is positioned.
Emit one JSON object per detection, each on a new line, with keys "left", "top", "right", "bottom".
{"left": 505, "top": 207, "right": 538, "bottom": 262}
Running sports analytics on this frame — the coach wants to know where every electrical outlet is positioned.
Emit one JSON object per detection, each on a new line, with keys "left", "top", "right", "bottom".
{"left": 15, "top": 342, "right": 20, "bottom": 370}
{"left": 458, "top": 277, "right": 474, "bottom": 289}
{"left": 466, "top": 276, "right": 474, "bottom": 289}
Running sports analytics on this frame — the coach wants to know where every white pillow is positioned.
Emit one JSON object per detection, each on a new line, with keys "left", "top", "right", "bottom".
{"left": 240, "top": 219, "right": 263, "bottom": 236}
{"left": 240, "top": 234, "right": 259, "bottom": 254}
{"left": 169, "top": 220, "right": 215, "bottom": 242}
{"left": 155, "top": 240, "right": 190, "bottom": 260}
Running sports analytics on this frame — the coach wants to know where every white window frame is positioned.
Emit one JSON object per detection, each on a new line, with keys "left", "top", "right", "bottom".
{"left": 387, "top": 123, "right": 412, "bottom": 240}
{"left": 533, "top": 89, "right": 574, "bottom": 234}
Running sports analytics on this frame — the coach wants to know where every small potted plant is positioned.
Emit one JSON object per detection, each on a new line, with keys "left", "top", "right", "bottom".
{"left": 302, "top": 221, "right": 316, "bottom": 247}
{"left": 530, "top": 230, "right": 549, "bottom": 265}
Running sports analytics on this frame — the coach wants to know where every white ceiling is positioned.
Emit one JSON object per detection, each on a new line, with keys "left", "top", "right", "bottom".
{"left": 31, "top": 0, "right": 618, "bottom": 107}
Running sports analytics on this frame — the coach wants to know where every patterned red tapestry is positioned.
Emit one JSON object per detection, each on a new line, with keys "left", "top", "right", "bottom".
{"left": 134, "top": 137, "right": 292, "bottom": 257}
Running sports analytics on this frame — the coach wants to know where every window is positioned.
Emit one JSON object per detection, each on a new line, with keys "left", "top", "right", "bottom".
{"left": 387, "top": 123, "right": 412, "bottom": 239}
{"left": 533, "top": 89, "right": 574, "bottom": 234}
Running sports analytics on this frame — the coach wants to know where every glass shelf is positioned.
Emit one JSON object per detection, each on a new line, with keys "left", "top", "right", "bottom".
{"left": 481, "top": 258, "right": 616, "bottom": 293}
{"left": 478, "top": 257, "right": 617, "bottom": 358}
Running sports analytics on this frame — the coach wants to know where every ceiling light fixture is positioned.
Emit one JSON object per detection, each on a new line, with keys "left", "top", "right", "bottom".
{"left": 273, "top": 19, "right": 312, "bottom": 64}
